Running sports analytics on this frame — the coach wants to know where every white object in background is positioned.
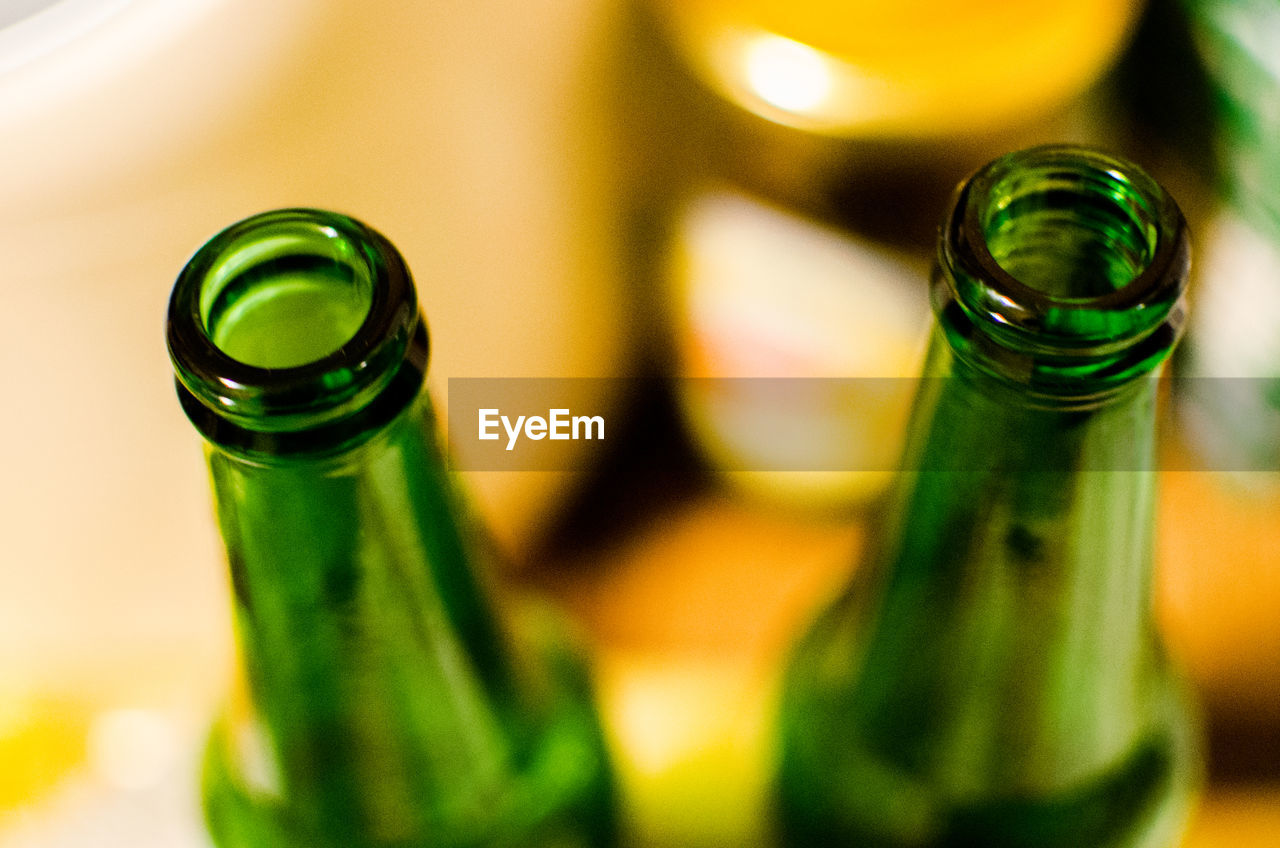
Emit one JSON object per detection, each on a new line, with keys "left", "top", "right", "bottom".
{"left": 669, "top": 188, "right": 930, "bottom": 511}
{"left": 1179, "top": 210, "right": 1280, "bottom": 490}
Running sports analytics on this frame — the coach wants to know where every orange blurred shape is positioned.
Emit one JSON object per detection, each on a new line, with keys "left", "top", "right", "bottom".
{"left": 1181, "top": 789, "right": 1280, "bottom": 846}
{"left": 548, "top": 491, "right": 861, "bottom": 846}
{"left": 555, "top": 491, "right": 860, "bottom": 653}
{"left": 1157, "top": 472, "right": 1280, "bottom": 721}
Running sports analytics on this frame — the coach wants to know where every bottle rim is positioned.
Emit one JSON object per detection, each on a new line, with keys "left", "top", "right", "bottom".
{"left": 166, "top": 208, "right": 428, "bottom": 455}
{"left": 942, "top": 144, "right": 1187, "bottom": 338}
{"left": 952, "top": 144, "right": 1185, "bottom": 333}
{"left": 936, "top": 144, "right": 1190, "bottom": 398}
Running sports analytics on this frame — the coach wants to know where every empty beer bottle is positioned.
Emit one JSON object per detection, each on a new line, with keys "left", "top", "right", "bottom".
{"left": 774, "top": 146, "right": 1201, "bottom": 847}
{"left": 166, "top": 209, "right": 616, "bottom": 848}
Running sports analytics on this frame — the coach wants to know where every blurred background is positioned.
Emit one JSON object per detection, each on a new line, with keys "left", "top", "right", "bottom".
{"left": 0, "top": 0, "right": 1276, "bottom": 845}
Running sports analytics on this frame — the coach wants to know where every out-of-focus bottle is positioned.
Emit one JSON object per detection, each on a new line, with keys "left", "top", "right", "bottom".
{"left": 618, "top": 0, "right": 1148, "bottom": 511}
{"left": 774, "top": 147, "right": 1201, "bottom": 845}
{"left": 167, "top": 209, "right": 617, "bottom": 847}
{"left": 1136, "top": 0, "right": 1280, "bottom": 755}
{"left": 1175, "top": 0, "right": 1280, "bottom": 489}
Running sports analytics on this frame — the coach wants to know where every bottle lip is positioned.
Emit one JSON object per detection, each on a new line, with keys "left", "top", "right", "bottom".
{"left": 166, "top": 208, "right": 428, "bottom": 455}
{"left": 935, "top": 145, "right": 1190, "bottom": 399}
{"left": 942, "top": 144, "right": 1187, "bottom": 343}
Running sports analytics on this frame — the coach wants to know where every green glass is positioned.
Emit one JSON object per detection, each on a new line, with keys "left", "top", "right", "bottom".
{"left": 1177, "top": 0, "right": 1280, "bottom": 476}
{"left": 774, "top": 147, "right": 1201, "bottom": 847}
{"left": 1184, "top": 0, "right": 1280, "bottom": 240}
{"left": 166, "top": 209, "right": 616, "bottom": 848}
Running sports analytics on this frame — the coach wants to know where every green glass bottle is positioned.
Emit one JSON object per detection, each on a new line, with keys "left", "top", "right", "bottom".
{"left": 1176, "top": 0, "right": 1280, "bottom": 482}
{"left": 166, "top": 209, "right": 616, "bottom": 848}
{"left": 774, "top": 146, "right": 1201, "bottom": 847}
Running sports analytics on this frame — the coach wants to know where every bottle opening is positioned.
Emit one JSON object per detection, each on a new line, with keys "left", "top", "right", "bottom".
{"left": 168, "top": 209, "right": 425, "bottom": 453}
{"left": 980, "top": 162, "right": 1158, "bottom": 302}
{"left": 937, "top": 146, "right": 1189, "bottom": 397}
{"left": 943, "top": 146, "right": 1187, "bottom": 350}
{"left": 199, "top": 223, "right": 376, "bottom": 369}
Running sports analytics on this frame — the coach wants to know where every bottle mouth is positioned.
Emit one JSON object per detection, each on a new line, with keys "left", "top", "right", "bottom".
{"left": 167, "top": 209, "right": 427, "bottom": 452}
{"left": 936, "top": 146, "right": 1189, "bottom": 395}
{"left": 198, "top": 217, "right": 376, "bottom": 369}
{"left": 980, "top": 158, "right": 1158, "bottom": 302}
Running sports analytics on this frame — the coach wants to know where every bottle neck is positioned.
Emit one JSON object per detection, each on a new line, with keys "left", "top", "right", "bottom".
{"left": 853, "top": 329, "right": 1167, "bottom": 797}
{"left": 168, "top": 209, "right": 529, "bottom": 841}
{"left": 207, "top": 391, "right": 527, "bottom": 842}
{"left": 179, "top": 320, "right": 428, "bottom": 459}
{"left": 848, "top": 146, "right": 1188, "bottom": 794}
{"left": 902, "top": 329, "right": 1163, "bottom": 473}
